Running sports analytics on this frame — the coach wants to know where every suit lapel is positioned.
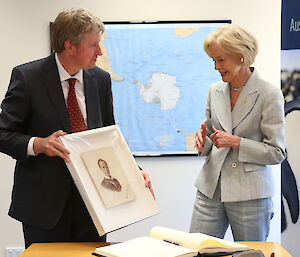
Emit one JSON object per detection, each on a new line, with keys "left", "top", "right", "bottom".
{"left": 41, "top": 54, "right": 72, "bottom": 133}
{"left": 84, "top": 70, "right": 103, "bottom": 129}
{"left": 214, "top": 83, "right": 232, "bottom": 134}
{"left": 231, "top": 72, "right": 259, "bottom": 130}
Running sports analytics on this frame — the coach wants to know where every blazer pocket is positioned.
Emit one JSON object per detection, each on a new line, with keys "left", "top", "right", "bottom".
{"left": 244, "top": 163, "right": 266, "bottom": 172}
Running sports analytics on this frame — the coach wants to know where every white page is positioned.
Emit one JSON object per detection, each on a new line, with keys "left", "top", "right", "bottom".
{"left": 96, "top": 237, "right": 197, "bottom": 257}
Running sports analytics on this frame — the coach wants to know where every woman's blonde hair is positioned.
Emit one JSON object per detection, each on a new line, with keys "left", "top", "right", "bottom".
{"left": 50, "top": 8, "right": 105, "bottom": 53}
{"left": 203, "top": 24, "right": 258, "bottom": 66}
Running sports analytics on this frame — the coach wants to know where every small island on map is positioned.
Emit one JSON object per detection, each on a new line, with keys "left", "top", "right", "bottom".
{"left": 135, "top": 72, "right": 180, "bottom": 110}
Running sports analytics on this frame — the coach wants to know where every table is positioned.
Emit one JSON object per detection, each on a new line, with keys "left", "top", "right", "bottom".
{"left": 19, "top": 241, "right": 292, "bottom": 257}
{"left": 242, "top": 242, "right": 292, "bottom": 257}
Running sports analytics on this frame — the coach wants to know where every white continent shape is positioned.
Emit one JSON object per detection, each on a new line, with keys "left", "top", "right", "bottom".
{"left": 136, "top": 72, "right": 180, "bottom": 110}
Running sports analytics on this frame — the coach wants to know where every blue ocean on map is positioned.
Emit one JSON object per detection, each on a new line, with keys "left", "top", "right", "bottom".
{"left": 100, "top": 23, "right": 224, "bottom": 155}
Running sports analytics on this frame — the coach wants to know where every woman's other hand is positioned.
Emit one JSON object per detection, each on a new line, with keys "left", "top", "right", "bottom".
{"left": 195, "top": 123, "right": 208, "bottom": 154}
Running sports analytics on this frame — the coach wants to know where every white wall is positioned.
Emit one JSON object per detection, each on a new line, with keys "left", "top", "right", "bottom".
{"left": 0, "top": 0, "right": 281, "bottom": 255}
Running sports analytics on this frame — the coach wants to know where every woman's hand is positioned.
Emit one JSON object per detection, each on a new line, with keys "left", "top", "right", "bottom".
{"left": 195, "top": 123, "right": 208, "bottom": 154}
{"left": 210, "top": 127, "right": 241, "bottom": 149}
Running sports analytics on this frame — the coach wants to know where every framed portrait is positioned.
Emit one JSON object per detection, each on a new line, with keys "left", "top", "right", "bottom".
{"left": 58, "top": 125, "right": 159, "bottom": 236}
{"left": 81, "top": 146, "right": 136, "bottom": 208}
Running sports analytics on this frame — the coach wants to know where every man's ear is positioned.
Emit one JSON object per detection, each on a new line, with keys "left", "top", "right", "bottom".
{"left": 64, "top": 40, "right": 73, "bottom": 51}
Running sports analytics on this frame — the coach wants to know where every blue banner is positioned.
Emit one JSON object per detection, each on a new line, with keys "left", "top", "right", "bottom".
{"left": 281, "top": 2, "right": 300, "bottom": 257}
{"left": 282, "top": 0, "right": 300, "bottom": 50}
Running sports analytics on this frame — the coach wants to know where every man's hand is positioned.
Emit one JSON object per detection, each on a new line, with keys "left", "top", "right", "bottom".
{"left": 141, "top": 170, "right": 155, "bottom": 200}
{"left": 33, "top": 130, "right": 70, "bottom": 162}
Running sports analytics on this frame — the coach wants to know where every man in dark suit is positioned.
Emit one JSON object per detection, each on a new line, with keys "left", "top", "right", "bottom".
{"left": 0, "top": 8, "right": 153, "bottom": 248}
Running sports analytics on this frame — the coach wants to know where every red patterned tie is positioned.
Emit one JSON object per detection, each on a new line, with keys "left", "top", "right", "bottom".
{"left": 67, "top": 78, "right": 87, "bottom": 133}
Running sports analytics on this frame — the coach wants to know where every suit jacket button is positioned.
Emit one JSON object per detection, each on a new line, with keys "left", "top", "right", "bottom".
{"left": 232, "top": 162, "right": 237, "bottom": 168}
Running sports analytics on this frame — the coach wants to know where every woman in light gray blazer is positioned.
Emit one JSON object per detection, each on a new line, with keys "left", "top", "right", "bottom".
{"left": 189, "top": 24, "right": 286, "bottom": 241}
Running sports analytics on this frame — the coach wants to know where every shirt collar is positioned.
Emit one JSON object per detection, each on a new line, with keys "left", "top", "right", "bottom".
{"left": 55, "top": 53, "right": 83, "bottom": 83}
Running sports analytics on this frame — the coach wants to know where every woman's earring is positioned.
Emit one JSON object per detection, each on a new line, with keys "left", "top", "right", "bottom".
{"left": 241, "top": 57, "right": 244, "bottom": 63}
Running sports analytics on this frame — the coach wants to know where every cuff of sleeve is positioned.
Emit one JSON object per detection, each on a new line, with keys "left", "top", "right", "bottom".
{"left": 201, "top": 137, "right": 213, "bottom": 155}
{"left": 238, "top": 137, "right": 252, "bottom": 161}
{"left": 27, "top": 137, "right": 37, "bottom": 156}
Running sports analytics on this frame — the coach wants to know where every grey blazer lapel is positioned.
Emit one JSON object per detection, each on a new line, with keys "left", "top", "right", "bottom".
{"left": 41, "top": 55, "right": 72, "bottom": 133}
{"left": 214, "top": 84, "right": 232, "bottom": 133}
{"left": 84, "top": 70, "right": 103, "bottom": 129}
{"left": 232, "top": 73, "right": 259, "bottom": 130}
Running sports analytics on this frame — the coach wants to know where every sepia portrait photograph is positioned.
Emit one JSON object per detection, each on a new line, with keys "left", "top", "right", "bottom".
{"left": 81, "top": 146, "right": 136, "bottom": 208}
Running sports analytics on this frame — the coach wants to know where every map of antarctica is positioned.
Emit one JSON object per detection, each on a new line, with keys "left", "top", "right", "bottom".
{"left": 96, "top": 23, "right": 225, "bottom": 154}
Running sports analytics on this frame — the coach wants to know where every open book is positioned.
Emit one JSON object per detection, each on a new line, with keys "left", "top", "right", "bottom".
{"left": 93, "top": 226, "right": 252, "bottom": 257}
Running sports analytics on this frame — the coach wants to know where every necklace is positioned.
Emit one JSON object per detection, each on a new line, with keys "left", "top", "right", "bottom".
{"left": 230, "top": 86, "right": 244, "bottom": 91}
